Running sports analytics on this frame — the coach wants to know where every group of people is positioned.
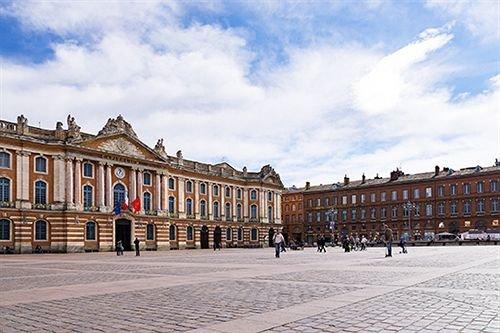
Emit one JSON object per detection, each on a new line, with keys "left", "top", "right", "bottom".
{"left": 116, "top": 237, "right": 141, "bottom": 256}
{"left": 340, "top": 234, "right": 368, "bottom": 252}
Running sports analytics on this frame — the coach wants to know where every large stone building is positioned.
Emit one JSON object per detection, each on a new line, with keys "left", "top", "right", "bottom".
{"left": 283, "top": 163, "right": 499, "bottom": 244}
{"left": 0, "top": 115, "right": 283, "bottom": 253}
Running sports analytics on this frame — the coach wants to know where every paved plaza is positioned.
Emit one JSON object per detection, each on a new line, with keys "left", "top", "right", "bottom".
{"left": 0, "top": 246, "right": 499, "bottom": 333}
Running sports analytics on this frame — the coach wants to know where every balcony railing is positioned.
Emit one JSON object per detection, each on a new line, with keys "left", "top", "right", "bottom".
{"left": 0, "top": 201, "right": 15, "bottom": 208}
{"left": 169, "top": 212, "right": 179, "bottom": 218}
{"left": 32, "top": 203, "right": 49, "bottom": 210}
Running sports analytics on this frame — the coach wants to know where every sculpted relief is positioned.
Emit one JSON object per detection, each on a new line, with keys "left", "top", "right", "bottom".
{"left": 98, "top": 138, "right": 145, "bottom": 158}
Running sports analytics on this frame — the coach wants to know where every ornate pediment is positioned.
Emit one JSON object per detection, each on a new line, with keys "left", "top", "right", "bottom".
{"left": 97, "top": 137, "right": 146, "bottom": 158}
{"left": 98, "top": 115, "right": 138, "bottom": 138}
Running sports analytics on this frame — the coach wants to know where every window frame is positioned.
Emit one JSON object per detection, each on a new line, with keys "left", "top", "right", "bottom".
{"left": 0, "top": 177, "right": 11, "bottom": 203}
{"left": 147, "top": 223, "right": 155, "bottom": 241}
{"left": 0, "top": 151, "right": 11, "bottom": 169}
{"left": 34, "top": 180, "right": 48, "bottom": 205}
{"left": 0, "top": 219, "right": 11, "bottom": 241}
{"left": 34, "top": 220, "right": 48, "bottom": 241}
{"left": 82, "top": 162, "right": 94, "bottom": 178}
{"left": 85, "top": 221, "right": 97, "bottom": 241}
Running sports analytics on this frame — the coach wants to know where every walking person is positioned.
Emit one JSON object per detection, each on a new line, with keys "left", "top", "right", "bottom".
{"left": 383, "top": 224, "right": 393, "bottom": 257}
{"left": 116, "top": 240, "right": 124, "bottom": 256}
{"left": 134, "top": 237, "right": 140, "bottom": 256}
{"left": 319, "top": 234, "right": 326, "bottom": 253}
{"left": 273, "top": 230, "right": 285, "bottom": 258}
{"left": 399, "top": 236, "right": 407, "bottom": 254}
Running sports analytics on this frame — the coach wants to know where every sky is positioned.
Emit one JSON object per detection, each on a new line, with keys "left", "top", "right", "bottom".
{"left": 0, "top": 0, "right": 499, "bottom": 187}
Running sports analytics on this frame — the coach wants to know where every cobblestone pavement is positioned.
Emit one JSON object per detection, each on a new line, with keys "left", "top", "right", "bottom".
{"left": 0, "top": 246, "right": 498, "bottom": 332}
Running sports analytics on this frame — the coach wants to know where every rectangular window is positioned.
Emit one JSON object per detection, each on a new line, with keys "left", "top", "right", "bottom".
{"left": 0, "top": 152, "right": 10, "bottom": 168}
{"left": 437, "top": 186, "right": 445, "bottom": 197}
{"left": 307, "top": 213, "right": 312, "bottom": 223}
{"left": 360, "top": 194, "right": 366, "bottom": 203}
{"left": 308, "top": 199, "right": 312, "bottom": 207}
{"left": 491, "top": 181, "right": 498, "bottom": 192}
{"left": 351, "top": 209, "right": 356, "bottom": 221}
{"left": 425, "top": 187, "right": 432, "bottom": 198}
{"left": 414, "top": 204, "right": 420, "bottom": 216}
{"left": 83, "top": 163, "right": 93, "bottom": 178}
{"left": 360, "top": 209, "right": 366, "bottom": 220}
{"left": 324, "top": 197, "right": 329, "bottom": 206}
{"left": 403, "top": 190, "right": 408, "bottom": 200}
{"left": 463, "top": 183, "right": 470, "bottom": 195}
{"left": 438, "top": 203, "right": 445, "bottom": 215}
{"left": 392, "top": 207, "right": 398, "bottom": 218}
{"left": 381, "top": 192, "right": 386, "bottom": 202}
{"left": 351, "top": 195, "right": 356, "bottom": 205}
{"left": 35, "top": 157, "right": 47, "bottom": 173}
{"left": 492, "top": 199, "right": 499, "bottom": 212}
{"left": 381, "top": 208, "right": 386, "bottom": 219}
{"left": 143, "top": 172, "right": 151, "bottom": 185}
{"left": 426, "top": 204, "right": 432, "bottom": 216}
{"left": 391, "top": 191, "right": 397, "bottom": 201}
{"left": 370, "top": 208, "right": 376, "bottom": 219}
{"left": 414, "top": 189, "right": 420, "bottom": 199}
{"left": 341, "top": 210, "right": 347, "bottom": 221}
{"left": 450, "top": 184, "right": 457, "bottom": 195}
{"left": 464, "top": 201, "right": 471, "bottom": 214}
{"left": 342, "top": 196, "right": 347, "bottom": 205}
{"left": 451, "top": 202, "right": 457, "bottom": 215}
{"left": 477, "top": 200, "right": 485, "bottom": 213}
{"left": 476, "top": 182, "right": 484, "bottom": 193}
{"left": 370, "top": 193, "right": 376, "bottom": 202}
{"left": 316, "top": 198, "right": 321, "bottom": 207}
{"left": 316, "top": 212, "right": 321, "bottom": 222}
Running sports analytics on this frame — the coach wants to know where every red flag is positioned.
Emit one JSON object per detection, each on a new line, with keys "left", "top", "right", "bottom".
{"left": 131, "top": 197, "right": 141, "bottom": 213}
{"left": 121, "top": 200, "right": 128, "bottom": 211}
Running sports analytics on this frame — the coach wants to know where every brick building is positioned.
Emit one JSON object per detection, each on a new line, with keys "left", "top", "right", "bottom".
{"left": 283, "top": 163, "right": 499, "bottom": 244}
{"left": 0, "top": 115, "right": 283, "bottom": 253}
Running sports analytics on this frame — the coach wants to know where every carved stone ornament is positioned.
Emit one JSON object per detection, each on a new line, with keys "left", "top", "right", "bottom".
{"left": 66, "top": 114, "right": 82, "bottom": 141}
{"left": 97, "top": 115, "right": 138, "bottom": 138}
{"left": 99, "top": 137, "right": 145, "bottom": 158}
{"left": 154, "top": 138, "right": 167, "bottom": 157}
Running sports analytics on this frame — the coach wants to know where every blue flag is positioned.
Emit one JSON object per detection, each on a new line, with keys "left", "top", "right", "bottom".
{"left": 113, "top": 202, "right": 121, "bottom": 215}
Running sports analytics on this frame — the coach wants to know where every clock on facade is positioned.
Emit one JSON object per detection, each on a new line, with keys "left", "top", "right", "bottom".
{"left": 114, "top": 167, "right": 125, "bottom": 179}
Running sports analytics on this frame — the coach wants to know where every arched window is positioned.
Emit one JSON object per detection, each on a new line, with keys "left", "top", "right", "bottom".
{"left": 0, "top": 219, "right": 10, "bottom": 240}
{"left": 236, "top": 204, "right": 242, "bottom": 220}
{"left": 35, "top": 220, "right": 48, "bottom": 240}
{"left": 0, "top": 177, "right": 10, "bottom": 202}
{"left": 83, "top": 162, "right": 93, "bottom": 178}
{"left": 168, "top": 196, "right": 175, "bottom": 213}
{"left": 143, "top": 192, "right": 152, "bottom": 211}
{"left": 168, "top": 178, "right": 175, "bottom": 190}
{"left": 268, "top": 206, "right": 273, "bottom": 220}
{"left": 35, "top": 156, "right": 47, "bottom": 173}
{"left": 225, "top": 203, "right": 231, "bottom": 220}
{"left": 200, "top": 200, "right": 206, "bottom": 217}
{"left": 83, "top": 185, "right": 93, "bottom": 210}
{"left": 147, "top": 223, "right": 155, "bottom": 240}
{"left": 250, "top": 204, "right": 257, "bottom": 219}
{"left": 186, "top": 226, "right": 193, "bottom": 241}
{"left": 238, "top": 227, "right": 243, "bottom": 241}
{"left": 200, "top": 183, "right": 206, "bottom": 194}
{"left": 186, "top": 198, "right": 193, "bottom": 215}
{"left": 186, "top": 180, "right": 193, "bottom": 193}
{"left": 0, "top": 152, "right": 10, "bottom": 168}
{"left": 268, "top": 191, "right": 273, "bottom": 201}
{"left": 143, "top": 172, "right": 152, "bottom": 186}
{"left": 34, "top": 181, "right": 47, "bottom": 205}
{"left": 169, "top": 225, "right": 177, "bottom": 241}
{"left": 213, "top": 202, "right": 220, "bottom": 218}
{"left": 213, "top": 185, "right": 219, "bottom": 196}
{"left": 85, "top": 221, "right": 96, "bottom": 240}
{"left": 237, "top": 188, "right": 242, "bottom": 199}
{"left": 251, "top": 228, "right": 258, "bottom": 241}
{"left": 113, "top": 183, "right": 126, "bottom": 207}
{"left": 250, "top": 190, "right": 257, "bottom": 200}
{"left": 226, "top": 227, "right": 232, "bottom": 241}
{"left": 225, "top": 186, "right": 231, "bottom": 197}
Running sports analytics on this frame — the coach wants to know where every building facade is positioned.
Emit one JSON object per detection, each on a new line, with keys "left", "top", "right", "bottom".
{"left": 0, "top": 115, "right": 283, "bottom": 253}
{"left": 283, "top": 164, "right": 499, "bottom": 244}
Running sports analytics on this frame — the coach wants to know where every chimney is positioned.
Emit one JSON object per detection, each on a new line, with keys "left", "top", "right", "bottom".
{"left": 344, "top": 175, "right": 349, "bottom": 185}
{"left": 375, "top": 173, "right": 381, "bottom": 179}
{"left": 305, "top": 181, "right": 310, "bottom": 190}
{"left": 361, "top": 173, "right": 366, "bottom": 184}
{"left": 496, "top": 158, "right": 499, "bottom": 167}
{"left": 435, "top": 165, "right": 440, "bottom": 176}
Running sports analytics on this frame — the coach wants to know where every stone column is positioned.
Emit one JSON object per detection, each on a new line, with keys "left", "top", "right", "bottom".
{"left": 105, "top": 163, "right": 113, "bottom": 209}
{"left": 161, "top": 173, "right": 168, "bottom": 215}
{"left": 259, "top": 189, "right": 266, "bottom": 222}
{"left": 273, "top": 192, "right": 278, "bottom": 221}
{"left": 51, "top": 154, "right": 65, "bottom": 209}
{"left": 276, "top": 193, "right": 282, "bottom": 223}
{"left": 232, "top": 186, "right": 237, "bottom": 222}
{"left": 137, "top": 169, "right": 143, "bottom": 214}
{"left": 97, "top": 162, "right": 105, "bottom": 211}
{"left": 178, "top": 177, "right": 185, "bottom": 218}
{"left": 243, "top": 188, "right": 249, "bottom": 222}
{"left": 129, "top": 168, "right": 137, "bottom": 201}
{"left": 221, "top": 185, "right": 226, "bottom": 220}
{"left": 194, "top": 180, "right": 200, "bottom": 219}
{"left": 65, "top": 157, "right": 75, "bottom": 210}
{"left": 208, "top": 182, "right": 213, "bottom": 220}
{"left": 155, "top": 172, "right": 161, "bottom": 211}
{"left": 74, "top": 158, "right": 82, "bottom": 210}
{"left": 15, "top": 151, "right": 31, "bottom": 209}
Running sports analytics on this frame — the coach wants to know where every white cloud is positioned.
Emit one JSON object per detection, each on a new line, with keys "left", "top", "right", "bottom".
{"left": 426, "top": 0, "right": 500, "bottom": 41}
{"left": 0, "top": 3, "right": 498, "bottom": 187}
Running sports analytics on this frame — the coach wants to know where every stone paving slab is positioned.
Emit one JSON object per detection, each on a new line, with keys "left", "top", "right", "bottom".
{"left": 0, "top": 245, "right": 498, "bottom": 332}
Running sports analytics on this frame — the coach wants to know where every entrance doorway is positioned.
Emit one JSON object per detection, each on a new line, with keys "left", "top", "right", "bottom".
{"left": 115, "top": 219, "right": 132, "bottom": 251}
{"left": 201, "top": 225, "right": 209, "bottom": 249}
{"left": 268, "top": 228, "right": 275, "bottom": 247}
{"left": 214, "top": 226, "right": 222, "bottom": 247}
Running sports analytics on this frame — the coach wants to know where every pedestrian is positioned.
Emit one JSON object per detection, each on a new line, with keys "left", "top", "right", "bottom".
{"left": 361, "top": 235, "right": 368, "bottom": 251}
{"left": 319, "top": 234, "right": 326, "bottom": 253}
{"left": 273, "top": 230, "right": 285, "bottom": 258}
{"left": 213, "top": 239, "right": 221, "bottom": 251}
{"left": 383, "top": 224, "right": 393, "bottom": 257}
{"left": 116, "top": 240, "right": 124, "bottom": 256}
{"left": 342, "top": 234, "right": 350, "bottom": 253}
{"left": 134, "top": 237, "right": 140, "bottom": 256}
{"left": 399, "top": 236, "right": 407, "bottom": 254}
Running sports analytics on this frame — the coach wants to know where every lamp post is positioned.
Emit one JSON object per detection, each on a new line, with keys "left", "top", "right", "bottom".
{"left": 403, "top": 201, "right": 416, "bottom": 240}
{"left": 325, "top": 208, "right": 338, "bottom": 234}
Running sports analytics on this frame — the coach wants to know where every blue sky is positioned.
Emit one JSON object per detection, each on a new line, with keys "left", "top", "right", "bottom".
{"left": 0, "top": 0, "right": 498, "bottom": 186}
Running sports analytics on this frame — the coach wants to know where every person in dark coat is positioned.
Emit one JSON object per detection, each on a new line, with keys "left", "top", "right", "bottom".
{"left": 134, "top": 237, "right": 140, "bottom": 256}
{"left": 116, "top": 240, "right": 124, "bottom": 256}
{"left": 383, "top": 224, "right": 393, "bottom": 257}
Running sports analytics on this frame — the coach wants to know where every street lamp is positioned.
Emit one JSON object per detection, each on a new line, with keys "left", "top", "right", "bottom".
{"left": 403, "top": 201, "right": 416, "bottom": 240}
{"left": 325, "top": 208, "right": 338, "bottom": 233}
